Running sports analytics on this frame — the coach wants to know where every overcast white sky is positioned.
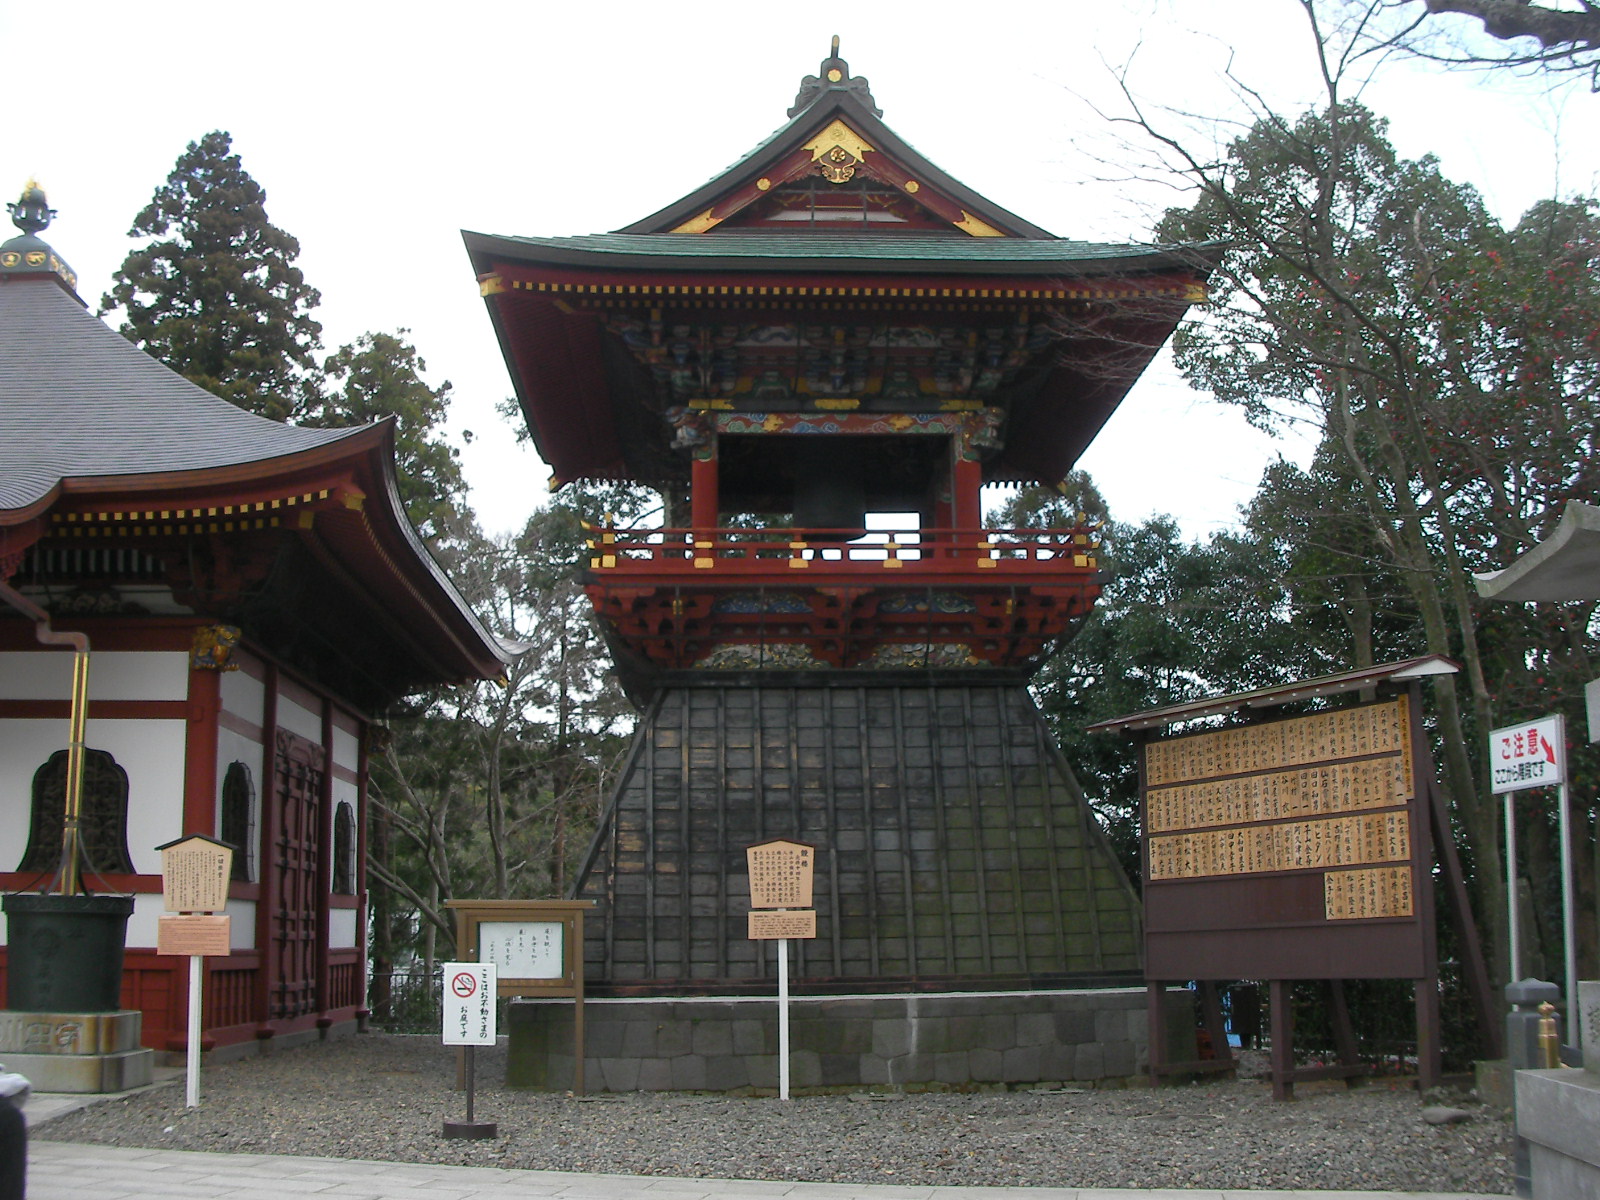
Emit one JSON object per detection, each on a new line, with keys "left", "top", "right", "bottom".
{"left": 6, "top": 1, "right": 1595, "bottom": 539}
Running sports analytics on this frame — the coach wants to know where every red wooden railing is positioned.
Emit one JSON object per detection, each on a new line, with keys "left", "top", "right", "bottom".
{"left": 586, "top": 525, "right": 1101, "bottom": 576}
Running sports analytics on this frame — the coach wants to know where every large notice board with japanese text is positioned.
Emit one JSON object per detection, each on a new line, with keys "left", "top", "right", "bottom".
{"left": 1142, "top": 697, "right": 1431, "bottom": 980}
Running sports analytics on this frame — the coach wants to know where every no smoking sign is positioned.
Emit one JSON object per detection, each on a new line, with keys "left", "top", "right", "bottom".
{"left": 441, "top": 962, "right": 497, "bottom": 1046}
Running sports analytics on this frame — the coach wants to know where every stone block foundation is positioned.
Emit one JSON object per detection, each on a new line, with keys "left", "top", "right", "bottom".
{"left": 507, "top": 987, "right": 1194, "bottom": 1093}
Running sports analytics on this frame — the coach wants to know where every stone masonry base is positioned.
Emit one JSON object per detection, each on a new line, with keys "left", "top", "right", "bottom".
{"left": 506, "top": 987, "right": 1196, "bottom": 1093}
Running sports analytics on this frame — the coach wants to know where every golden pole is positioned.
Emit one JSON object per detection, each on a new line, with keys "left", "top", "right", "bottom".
{"left": 0, "top": 581, "right": 91, "bottom": 894}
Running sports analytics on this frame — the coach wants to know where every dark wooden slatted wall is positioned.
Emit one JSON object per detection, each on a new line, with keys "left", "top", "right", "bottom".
{"left": 575, "top": 682, "right": 1141, "bottom": 988}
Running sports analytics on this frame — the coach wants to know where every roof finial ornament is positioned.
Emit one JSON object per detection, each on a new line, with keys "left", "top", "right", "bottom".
{"left": 8, "top": 179, "right": 54, "bottom": 235}
{"left": 1, "top": 178, "right": 78, "bottom": 293}
{"left": 789, "top": 35, "right": 882, "bottom": 119}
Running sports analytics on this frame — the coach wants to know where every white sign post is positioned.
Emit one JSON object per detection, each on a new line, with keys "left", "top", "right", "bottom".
{"left": 441, "top": 961, "right": 497, "bottom": 1139}
{"left": 1490, "top": 715, "right": 1577, "bottom": 1049}
{"left": 745, "top": 840, "right": 817, "bottom": 1100}
{"left": 154, "top": 835, "right": 233, "bottom": 1108}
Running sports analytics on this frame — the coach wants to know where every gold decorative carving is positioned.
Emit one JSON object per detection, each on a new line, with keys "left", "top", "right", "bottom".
{"left": 803, "top": 119, "right": 876, "bottom": 186}
{"left": 190, "top": 624, "right": 242, "bottom": 672}
{"left": 812, "top": 397, "right": 860, "bottom": 410}
{"left": 905, "top": 180, "right": 920, "bottom": 193}
{"left": 756, "top": 178, "right": 772, "bottom": 191}
{"left": 827, "top": 68, "right": 843, "bottom": 82}
{"left": 954, "top": 210, "right": 1006, "bottom": 238}
{"left": 670, "top": 207, "right": 724, "bottom": 234}
{"left": 479, "top": 274, "right": 506, "bottom": 297}
{"left": 819, "top": 147, "right": 856, "bottom": 183}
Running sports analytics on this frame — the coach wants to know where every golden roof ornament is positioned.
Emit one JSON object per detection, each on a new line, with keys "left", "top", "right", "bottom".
{"left": 789, "top": 34, "right": 881, "bottom": 118}
{"left": 0, "top": 179, "right": 77, "bottom": 291}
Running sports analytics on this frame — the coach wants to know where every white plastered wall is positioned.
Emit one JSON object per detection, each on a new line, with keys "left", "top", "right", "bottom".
{"left": 0, "top": 649, "right": 188, "bottom": 702}
{"left": 276, "top": 693, "right": 322, "bottom": 745}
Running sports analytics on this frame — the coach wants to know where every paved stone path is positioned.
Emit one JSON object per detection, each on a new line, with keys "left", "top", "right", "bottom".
{"left": 23, "top": 1142, "right": 1509, "bottom": 1200}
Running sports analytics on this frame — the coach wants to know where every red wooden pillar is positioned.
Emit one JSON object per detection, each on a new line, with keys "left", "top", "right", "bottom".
{"left": 355, "top": 719, "right": 371, "bottom": 1023}
{"left": 952, "top": 455, "right": 983, "bottom": 546}
{"left": 253, "top": 664, "right": 280, "bottom": 1038}
{"left": 315, "top": 700, "right": 334, "bottom": 1027}
{"left": 182, "top": 653, "right": 221, "bottom": 836}
{"left": 690, "top": 445, "right": 718, "bottom": 536}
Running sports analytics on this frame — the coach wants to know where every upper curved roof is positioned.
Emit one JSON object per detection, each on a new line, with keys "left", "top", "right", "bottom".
{"left": 464, "top": 231, "right": 1213, "bottom": 275}
{"left": 0, "top": 265, "right": 510, "bottom": 700}
{"left": 0, "top": 277, "right": 366, "bottom": 517}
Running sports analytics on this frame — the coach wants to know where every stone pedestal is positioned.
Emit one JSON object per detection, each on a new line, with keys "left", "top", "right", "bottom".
{"left": 1514, "top": 979, "right": 1600, "bottom": 1199}
{"left": 1516, "top": 1067, "right": 1600, "bottom": 1198}
{"left": 506, "top": 987, "right": 1195, "bottom": 1093}
{"left": 0, "top": 1009, "right": 153, "bottom": 1093}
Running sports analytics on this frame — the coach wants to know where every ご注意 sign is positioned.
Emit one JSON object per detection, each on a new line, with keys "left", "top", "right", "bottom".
{"left": 1489, "top": 715, "right": 1565, "bottom": 794}
{"left": 748, "top": 909, "right": 817, "bottom": 940}
{"left": 156, "top": 834, "right": 233, "bottom": 913}
{"left": 441, "top": 961, "right": 497, "bottom": 1046}
{"left": 746, "top": 838, "right": 815, "bottom": 909}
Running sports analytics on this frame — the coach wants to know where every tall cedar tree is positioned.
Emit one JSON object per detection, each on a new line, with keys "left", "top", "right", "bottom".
{"left": 101, "top": 131, "right": 322, "bottom": 421}
{"left": 311, "top": 331, "right": 468, "bottom": 542}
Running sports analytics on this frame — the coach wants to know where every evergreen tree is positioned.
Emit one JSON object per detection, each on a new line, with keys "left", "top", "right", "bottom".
{"left": 312, "top": 331, "right": 468, "bottom": 542}
{"left": 101, "top": 130, "right": 322, "bottom": 421}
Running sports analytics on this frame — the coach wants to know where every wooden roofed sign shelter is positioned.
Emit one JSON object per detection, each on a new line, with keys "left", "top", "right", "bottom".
{"left": 1090, "top": 657, "right": 1499, "bottom": 1099}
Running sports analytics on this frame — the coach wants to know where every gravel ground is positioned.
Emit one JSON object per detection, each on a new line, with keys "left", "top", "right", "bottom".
{"left": 35, "top": 1034, "right": 1512, "bottom": 1194}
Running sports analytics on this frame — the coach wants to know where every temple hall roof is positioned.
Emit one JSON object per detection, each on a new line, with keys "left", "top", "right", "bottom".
{"left": 0, "top": 278, "right": 366, "bottom": 515}
{"left": 1, "top": 191, "right": 509, "bottom": 703}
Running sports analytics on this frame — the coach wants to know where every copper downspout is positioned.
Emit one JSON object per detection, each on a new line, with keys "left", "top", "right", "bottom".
{"left": 0, "top": 581, "right": 91, "bottom": 895}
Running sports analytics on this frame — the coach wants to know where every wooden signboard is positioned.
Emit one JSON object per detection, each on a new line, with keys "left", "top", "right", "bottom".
{"left": 748, "top": 909, "right": 817, "bottom": 940}
{"left": 157, "top": 914, "right": 231, "bottom": 957}
{"left": 1141, "top": 697, "right": 1430, "bottom": 981}
{"left": 445, "top": 900, "right": 592, "bottom": 997}
{"left": 156, "top": 834, "right": 233, "bottom": 913}
{"left": 746, "top": 839, "right": 815, "bottom": 909}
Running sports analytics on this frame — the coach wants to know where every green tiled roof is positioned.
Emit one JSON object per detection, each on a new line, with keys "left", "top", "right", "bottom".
{"left": 468, "top": 231, "right": 1215, "bottom": 275}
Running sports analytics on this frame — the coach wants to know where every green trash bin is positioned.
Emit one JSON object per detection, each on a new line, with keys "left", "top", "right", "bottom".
{"left": 2, "top": 893, "right": 132, "bottom": 1012}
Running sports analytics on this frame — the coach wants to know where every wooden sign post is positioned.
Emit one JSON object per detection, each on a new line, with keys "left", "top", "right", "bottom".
{"left": 440, "top": 961, "right": 497, "bottom": 1139}
{"left": 154, "top": 834, "right": 233, "bottom": 1108}
{"left": 745, "top": 839, "right": 817, "bottom": 1100}
{"left": 444, "top": 900, "right": 594, "bottom": 1093}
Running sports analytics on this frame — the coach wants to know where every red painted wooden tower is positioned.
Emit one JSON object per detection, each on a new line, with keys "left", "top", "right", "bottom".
{"left": 468, "top": 44, "right": 1216, "bottom": 995}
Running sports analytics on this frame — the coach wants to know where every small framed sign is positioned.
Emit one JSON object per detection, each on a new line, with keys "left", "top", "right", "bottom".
{"left": 444, "top": 900, "right": 592, "bottom": 998}
{"left": 156, "top": 913, "right": 231, "bottom": 957}
{"left": 746, "top": 838, "right": 816, "bottom": 909}
{"left": 478, "top": 920, "right": 564, "bottom": 981}
{"left": 155, "top": 834, "right": 233, "bottom": 913}
{"left": 748, "top": 909, "right": 817, "bottom": 940}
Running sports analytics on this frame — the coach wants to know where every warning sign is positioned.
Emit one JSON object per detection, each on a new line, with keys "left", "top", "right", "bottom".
{"left": 1489, "top": 715, "right": 1565, "bottom": 794}
{"left": 441, "top": 961, "right": 497, "bottom": 1046}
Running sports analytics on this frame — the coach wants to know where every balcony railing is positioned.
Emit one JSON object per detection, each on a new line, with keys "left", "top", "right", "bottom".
{"left": 587, "top": 525, "right": 1101, "bottom": 576}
